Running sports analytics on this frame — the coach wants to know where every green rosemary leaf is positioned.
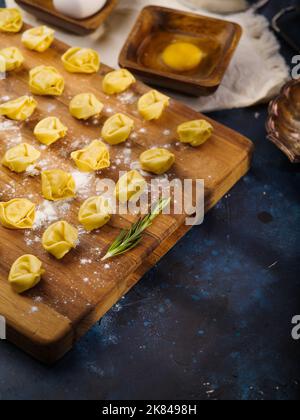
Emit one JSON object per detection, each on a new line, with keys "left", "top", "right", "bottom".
{"left": 101, "top": 197, "right": 171, "bottom": 262}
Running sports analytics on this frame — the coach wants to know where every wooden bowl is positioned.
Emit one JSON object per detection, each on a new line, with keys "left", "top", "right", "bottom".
{"left": 15, "top": 0, "right": 118, "bottom": 35}
{"left": 266, "top": 79, "right": 300, "bottom": 163}
{"left": 119, "top": 6, "right": 242, "bottom": 96}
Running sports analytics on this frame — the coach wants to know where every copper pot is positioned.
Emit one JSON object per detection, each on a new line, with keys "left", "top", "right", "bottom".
{"left": 266, "top": 79, "right": 300, "bottom": 163}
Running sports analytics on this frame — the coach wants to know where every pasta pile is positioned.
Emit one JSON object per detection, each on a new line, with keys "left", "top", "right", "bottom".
{"left": 0, "top": 9, "right": 214, "bottom": 293}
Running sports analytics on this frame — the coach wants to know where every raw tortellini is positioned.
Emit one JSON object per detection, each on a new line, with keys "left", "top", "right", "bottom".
{"left": 115, "top": 170, "right": 147, "bottom": 203}
{"left": 42, "top": 221, "right": 78, "bottom": 260}
{"left": 34, "top": 117, "right": 68, "bottom": 146}
{"left": 177, "top": 119, "right": 213, "bottom": 147}
{"left": 62, "top": 47, "right": 100, "bottom": 74}
{"left": 69, "top": 93, "right": 103, "bottom": 120}
{"left": 138, "top": 90, "right": 169, "bottom": 121}
{"left": 8, "top": 255, "right": 44, "bottom": 294}
{"left": 78, "top": 196, "right": 111, "bottom": 232}
{"left": 140, "top": 148, "right": 175, "bottom": 175}
{"left": 0, "top": 96, "right": 37, "bottom": 121}
{"left": 41, "top": 169, "right": 76, "bottom": 201}
{"left": 71, "top": 140, "right": 110, "bottom": 172}
{"left": 2, "top": 143, "right": 41, "bottom": 173}
{"left": 0, "top": 198, "right": 35, "bottom": 229}
{"left": 0, "top": 8, "right": 23, "bottom": 33}
{"left": 0, "top": 55, "right": 5, "bottom": 73}
{"left": 29, "top": 65, "right": 65, "bottom": 96}
{"left": 102, "top": 113, "right": 134, "bottom": 145}
{"left": 102, "top": 69, "right": 136, "bottom": 95}
{"left": 22, "top": 25, "right": 55, "bottom": 52}
{"left": 0, "top": 47, "right": 24, "bottom": 71}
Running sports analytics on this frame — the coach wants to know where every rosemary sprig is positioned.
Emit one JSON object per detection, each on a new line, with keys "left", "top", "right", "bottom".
{"left": 101, "top": 197, "right": 171, "bottom": 261}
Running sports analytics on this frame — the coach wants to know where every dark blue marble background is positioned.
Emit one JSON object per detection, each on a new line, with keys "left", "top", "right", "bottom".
{"left": 0, "top": 0, "right": 299, "bottom": 400}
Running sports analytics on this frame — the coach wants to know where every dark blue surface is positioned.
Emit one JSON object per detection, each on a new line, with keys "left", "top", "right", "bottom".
{"left": 0, "top": 0, "right": 299, "bottom": 400}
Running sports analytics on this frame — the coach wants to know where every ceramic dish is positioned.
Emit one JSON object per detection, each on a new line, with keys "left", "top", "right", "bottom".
{"left": 15, "top": 0, "right": 118, "bottom": 35}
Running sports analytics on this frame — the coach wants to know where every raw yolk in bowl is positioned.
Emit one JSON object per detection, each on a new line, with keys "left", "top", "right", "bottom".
{"left": 162, "top": 42, "right": 204, "bottom": 72}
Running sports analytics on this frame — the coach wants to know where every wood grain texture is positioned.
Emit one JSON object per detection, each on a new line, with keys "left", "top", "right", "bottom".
{"left": 119, "top": 6, "right": 242, "bottom": 96}
{"left": 0, "top": 27, "right": 253, "bottom": 363}
{"left": 15, "top": 0, "right": 118, "bottom": 35}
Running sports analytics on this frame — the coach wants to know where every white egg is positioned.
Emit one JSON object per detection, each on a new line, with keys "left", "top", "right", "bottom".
{"left": 53, "top": 0, "right": 107, "bottom": 20}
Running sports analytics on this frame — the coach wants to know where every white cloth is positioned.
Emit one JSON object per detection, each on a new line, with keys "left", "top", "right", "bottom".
{"left": 7, "top": 0, "right": 289, "bottom": 112}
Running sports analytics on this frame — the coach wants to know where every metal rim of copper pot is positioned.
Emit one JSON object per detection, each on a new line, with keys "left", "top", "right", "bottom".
{"left": 266, "top": 78, "right": 300, "bottom": 164}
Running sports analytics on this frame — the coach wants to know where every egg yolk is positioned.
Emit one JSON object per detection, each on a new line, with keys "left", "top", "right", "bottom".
{"left": 162, "top": 42, "right": 203, "bottom": 72}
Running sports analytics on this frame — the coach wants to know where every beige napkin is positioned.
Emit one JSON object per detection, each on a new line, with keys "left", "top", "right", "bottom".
{"left": 7, "top": 0, "right": 289, "bottom": 112}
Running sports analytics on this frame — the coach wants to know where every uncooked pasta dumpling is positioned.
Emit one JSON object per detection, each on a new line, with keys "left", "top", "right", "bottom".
{"left": 69, "top": 93, "right": 103, "bottom": 120}
{"left": 29, "top": 65, "right": 65, "bottom": 96}
{"left": 2, "top": 143, "right": 41, "bottom": 173}
{"left": 78, "top": 196, "right": 111, "bottom": 232}
{"left": 102, "top": 69, "right": 136, "bottom": 95}
{"left": 115, "top": 170, "right": 147, "bottom": 203}
{"left": 8, "top": 255, "right": 44, "bottom": 294}
{"left": 42, "top": 220, "right": 78, "bottom": 260}
{"left": 34, "top": 117, "right": 68, "bottom": 146}
{"left": 71, "top": 140, "right": 110, "bottom": 172}
{"left": 0, "top": 96, "right": 37, "bottom": 121}
{"left": 101, "top": 113, "right": 134, "bottom": 145}
{"left": 41, "top": 169, "right": 76, "bottom": 201}
{"left": 0, "top": 47, "right": 24, "bottom": 71}
{"left": 0, "top": 54, "right": 5, "bottom": 73}
{"left": 0, "top": 8, "right": 23, "bottom": 33}
{"left": 140, "top": 148, "right": 175, "bottom": 175}
{"left": 177, "top": 119, "right": 213, "bottom": 147}
{"left": 22, "top": 25, "right": 55, "bottom": 53}
{"left": 0, "top": 198, "right": 35, "bottom": 229}
{"left": 138, "top": 90, "right": 169, "bottom": 121}
{"left": 62, "top": 47, "right": 100, "bottom": 74}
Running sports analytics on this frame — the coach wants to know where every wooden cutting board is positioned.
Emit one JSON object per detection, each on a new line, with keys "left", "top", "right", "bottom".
{"left": 0, "top": 27, "right": 253, "bottom": 363}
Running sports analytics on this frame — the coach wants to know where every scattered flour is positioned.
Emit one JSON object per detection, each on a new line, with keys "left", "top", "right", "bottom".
{"left": 72, "top": 170, "right": 94, "bottom": 197}
{"left": 117, "top": 91, "right": 137, "bottom": 104}
{"left": 33, "top": 200, "right": 71, "bottom": 230}
{"left": 29, "top": 306, "right": 39, "bottom": 314}
{"left": 26, "top": 165, "right": 40, "bottom": 177}
{"left": 80, "top": 258, "right": 92, "bottom": 265}
{"left": 34, "top": 201, "right": 58, "bottom": 229}
{"left": 46, "top": 103, "right": 56, "bottom": 113}
{"left": 123, "top": 148, "right": 132, "bottom": 165}
{"left": 0, "top": 119, "right": 22, "bottom": 145}
{"left": 130, "top": 161, "right": 150, "bottom": 177}
{"left": 38, "top": 159, "right": 50, "bottom": 170}
{"left": 0, "top": 95, "right": 10, "bottom": 101}
{"left": 24, "top": 232, "right": 41, "bottom": 246}
{"left": 130, "top": 133, "right": 138, "bottom": 140}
